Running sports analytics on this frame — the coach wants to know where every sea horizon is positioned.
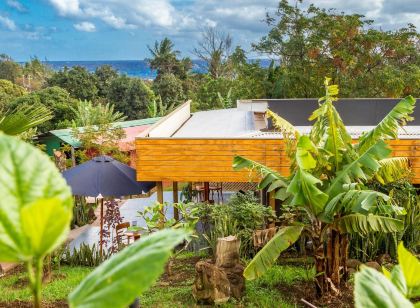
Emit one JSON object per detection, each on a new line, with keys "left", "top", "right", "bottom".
{"left": 19, "top": 59, "right": 275, "bottom": 79}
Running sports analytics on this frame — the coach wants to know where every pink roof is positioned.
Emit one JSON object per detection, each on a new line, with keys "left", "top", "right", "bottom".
{"left": 118, "top": 125, "right": 151, "bottom": 151}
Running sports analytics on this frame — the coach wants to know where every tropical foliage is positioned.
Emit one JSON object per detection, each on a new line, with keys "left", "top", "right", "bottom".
{"left": 0, "top": 103, "right": 52, "bottom": 138}
{"left": 0, "top": 134, "right": 73, "bottom": 307}
{"left": 233, "top": 78, "right": 416, "bottom": 295}
{"left": 71, "top": 99, "right": 126, "bottom": 127}
{"left": 0, "top": 134, "right": 188, "bottom": 307}
{"left": 354, "top": 242, "right": 420, "bottom": 307}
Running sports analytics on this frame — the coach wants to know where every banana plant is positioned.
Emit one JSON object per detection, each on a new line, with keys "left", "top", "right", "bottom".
{"left": 233, "top": 77, "right": 416, "bottom": 295}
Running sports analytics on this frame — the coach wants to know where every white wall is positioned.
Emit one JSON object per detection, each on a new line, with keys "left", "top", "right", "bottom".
{"left": 237, "top": 99, "right": 268, "bottom": 112}
{"left": 147, "top": 101, "right": 191, "bottom": 137}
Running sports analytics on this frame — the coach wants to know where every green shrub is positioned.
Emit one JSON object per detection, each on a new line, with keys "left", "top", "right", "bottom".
{"left": 195, "top": 191, "right": 275, "bottom": 257}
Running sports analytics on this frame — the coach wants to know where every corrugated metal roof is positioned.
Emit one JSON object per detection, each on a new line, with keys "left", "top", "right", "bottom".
{"left": 50, "top": 117, "right": 161, "bottom": 148}
{"left": 172, "top": 109, "right": 255, "bottom": 137}
{"left": 245, "top": 126, "right": 420, "bottom": 139}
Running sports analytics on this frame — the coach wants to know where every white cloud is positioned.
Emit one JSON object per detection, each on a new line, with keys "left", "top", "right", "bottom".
{"left": 46, "top": 0, "right": 420, "bottom": 39}
{"left": 0, "top": 15, "right": 17, "bottom": 31}
{"left": 49, "top": 0, "right": 81, "bottom": 16}
{"left": 47, "top": 0, "right": 183, "bottom": 30}
{"left": 6, "top": 0, "right": 27, "bottom": 12}
{"left": 74, "top": 21, "right": 96, "bottom": 32}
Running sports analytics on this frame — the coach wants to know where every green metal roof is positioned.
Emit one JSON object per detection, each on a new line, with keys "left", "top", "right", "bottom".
{"left": 49, "top": 117, "right": 161, "bottom": 148}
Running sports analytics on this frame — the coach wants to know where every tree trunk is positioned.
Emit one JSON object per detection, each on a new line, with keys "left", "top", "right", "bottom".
{"left": 313, "top": 228, "right": 349, "bottom": 297}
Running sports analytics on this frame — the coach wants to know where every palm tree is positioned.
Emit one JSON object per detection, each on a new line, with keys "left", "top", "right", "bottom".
{"left": 233, "top": 77, "right": 416, "bottom": 296}
{"left": 147, "top": 38, "right": 179, "bottom": 76}
{"left": 0, "top": 103, "right": 52, "bottom": 137}
{"left": 147, "top": 38, "right": 192, "bottom": 79}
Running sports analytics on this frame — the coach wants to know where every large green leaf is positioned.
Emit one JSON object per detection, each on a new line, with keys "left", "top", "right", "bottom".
{"left": 243, "top": 226, "right": 303, "bottom": 280}
{"left": 389, "top": 265, "right": 408, "bottom": 296}
{"left": 21, "top": 198, "right": 72, "bottom": 258}
{"left": 375, "top": 157, "right": 412, "bottom": 184}
{"left": 357, "top": 96, "right": 416, "bottom": 154}
{"left": 398, "top": 242, "right": 420, "bottom": 294}
{"left": 266, "top": 109, "right": 299, "bottom": 160}
{"left": 321, "top": 190, "right": 390, "bottom": 222}
{"left": 0, "top": 134, "right": 72, "bottom": 262}
{"left": 327, "top": 140, "right": 391, "bottom": 198}
{"left": 309, "top": 79, "right": 352, "bottom": 170}
{"left": 355, "top": 266, "right": 413, "bottom": 308}
{"left": 333, "top": 214, "right": 403, "bottom": 235}
{"left": 288, "top": 169, "right": 328, "bottom": 215}
{"left": 68, "top": 229, "right": 188, "bottom": 308}
{"left": 233, "top": 155, "right": 288, "bottom": 190}
{"left": 0, "top": 104, "right": 52, "bottom": 136}
{"left": 296, "top": 135, "right": 317, "bottom": 170}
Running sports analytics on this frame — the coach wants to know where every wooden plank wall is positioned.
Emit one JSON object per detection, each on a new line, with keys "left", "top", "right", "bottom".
{"left": 135, "top": 138, "right": 420, "bottom": 184}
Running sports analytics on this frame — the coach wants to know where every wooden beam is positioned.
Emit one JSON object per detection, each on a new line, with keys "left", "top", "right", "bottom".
{"left": 173, "top": 182, "right": 179, "bottom": 221}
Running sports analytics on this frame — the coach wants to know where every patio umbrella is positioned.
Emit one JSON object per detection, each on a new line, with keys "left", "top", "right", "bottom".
{"left": 62, "top": 155, "right": 155, "bottom": 255}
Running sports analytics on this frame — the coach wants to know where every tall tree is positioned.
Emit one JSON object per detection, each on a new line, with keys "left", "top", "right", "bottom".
{"left": 94, "top": 65, "right": 119, "bottom": 97}
{"left": 10, "top": 86, "right": 78, "bottom": 132}
{"left": 21, "top": 57, "right": 52, "bottom": 91}
{"left": 254, "top": 0, "right": 420, "bottom": 98}
{"left": 0, "top": 79, "right": 27, "bottom": 108}
{"left": 107, "top": 76, "right": 155, "bottom": 120}
{"left": 0, "top": 54, "right": 22, "bottom": 83}
{"left": 47, "top": 66, "right": 98, "bottom": 101}
{"left": 193, "top": 27, "right": 233, "bottom": 79}
{"left": 147, "top": 38, "right": 192, "bottom": 80}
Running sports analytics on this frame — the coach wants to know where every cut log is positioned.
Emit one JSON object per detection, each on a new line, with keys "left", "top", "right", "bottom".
{"left": 215, "top": 235, "right": 240, "bottom": 268}
{"left": 192, "top": 261, "right": 230, "bottom": 304}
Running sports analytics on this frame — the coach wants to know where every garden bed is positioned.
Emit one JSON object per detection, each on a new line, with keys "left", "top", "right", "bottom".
{"left": 0, "top": 253, "right": 354, "bottom": 307}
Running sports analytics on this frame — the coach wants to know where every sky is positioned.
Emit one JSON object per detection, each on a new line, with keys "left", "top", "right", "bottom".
{"left": 0, "top": 0, "right": 419, "bottom": 61}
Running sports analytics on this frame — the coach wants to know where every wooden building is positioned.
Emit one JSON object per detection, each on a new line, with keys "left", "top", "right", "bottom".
{"left": 135, "top": 99, "right": 420, "bottom": 203}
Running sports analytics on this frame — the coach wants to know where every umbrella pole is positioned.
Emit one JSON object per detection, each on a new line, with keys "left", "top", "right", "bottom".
{"left": 100, "top": 198, "right": 104, "bottom": 258}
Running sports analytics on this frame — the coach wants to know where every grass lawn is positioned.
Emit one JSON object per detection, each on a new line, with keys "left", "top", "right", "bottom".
{"left": 0, "top": 266, "right": 91, "bottom": 305}
{"left": 1, "top": 253, "right": 348, "bottom": 307}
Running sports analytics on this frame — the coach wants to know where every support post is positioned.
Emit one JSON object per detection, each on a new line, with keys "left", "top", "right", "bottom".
{"left": 173, "top": 182, "right": 179, "bottom": 221}
{"left": 99, "top": 198, "right": 104, "bottom": 257}
{"left": 157, "top": 181, "right": 164, "bottom": 228}
{"left": 71, "top": 146, "right": 76, "bottom": 167}
{"left": 204, "top": 182, "right": 210, "bottom": 202}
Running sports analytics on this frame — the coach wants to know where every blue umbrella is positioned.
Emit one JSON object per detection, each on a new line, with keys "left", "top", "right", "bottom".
{"left": 63, "top": 155, "right": 155, "bottom": 197}
{"left": 62, "top": 155, "right": 155, "bottom": 254}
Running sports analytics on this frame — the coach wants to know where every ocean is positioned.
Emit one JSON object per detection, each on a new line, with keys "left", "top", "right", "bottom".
{"left": 44, "top": 59, "right": 274, "bottom": 79}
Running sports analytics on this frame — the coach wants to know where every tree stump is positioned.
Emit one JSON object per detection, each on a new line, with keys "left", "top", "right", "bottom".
{"left": 192, "top": 261, "right": 231, "bottom": 304}
{"left": 216, "top": 235, "right": 240, "bottom": 268}
{"left": 192, "top": 236, "right": 245, "bottom": 304}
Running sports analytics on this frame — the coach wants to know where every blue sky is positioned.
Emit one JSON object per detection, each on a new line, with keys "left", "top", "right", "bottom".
{"left": 0, "top": 0, "right": 419, "bottom": 61}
